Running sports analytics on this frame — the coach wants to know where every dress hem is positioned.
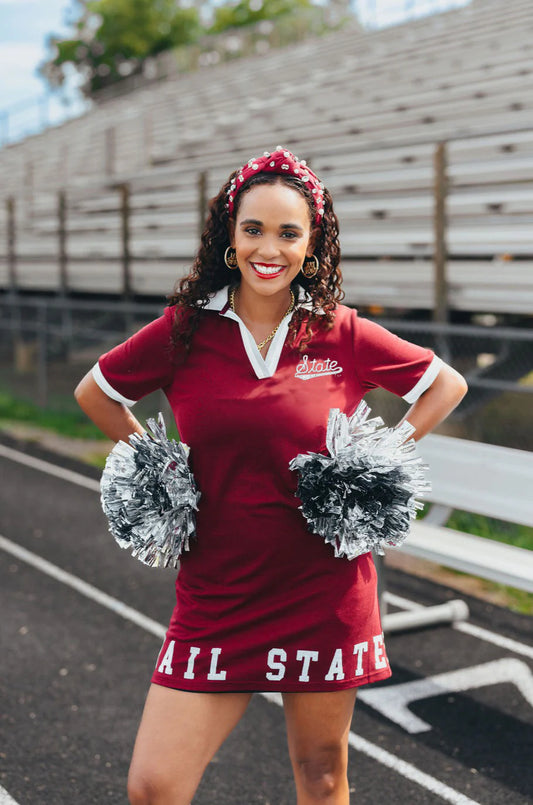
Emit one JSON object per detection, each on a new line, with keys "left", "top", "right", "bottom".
{"left": 150, "top": 667, "right": 392, "bottom": 694}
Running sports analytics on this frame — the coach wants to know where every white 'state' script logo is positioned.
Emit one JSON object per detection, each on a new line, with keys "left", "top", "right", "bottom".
{"left": 295, "top": 355, "right": 343, "bottom": 380}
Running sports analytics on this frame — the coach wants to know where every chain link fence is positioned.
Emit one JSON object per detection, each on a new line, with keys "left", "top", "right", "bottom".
{"left": 0, "top": 295, "right": 531, "bottom": 450}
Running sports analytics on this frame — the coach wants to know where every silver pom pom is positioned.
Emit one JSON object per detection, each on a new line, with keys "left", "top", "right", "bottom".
{"left": 289, "top": 402, "right": 431, "bottom": 560}
{"left": 100, "top": 413, "right": 200, "bottom": 568}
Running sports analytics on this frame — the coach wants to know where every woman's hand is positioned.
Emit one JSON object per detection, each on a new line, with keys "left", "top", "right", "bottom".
{"left": 74, "top": 371, "right": 145, "bottom": 444}
{"left": 398, "top": 363, "right": 468, "bottom": 442}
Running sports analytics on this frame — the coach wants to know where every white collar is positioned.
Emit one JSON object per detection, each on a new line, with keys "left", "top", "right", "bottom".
{"left": 201, "top": 284, "right": 312, "bottom": 379}
{"left": 203, "top": 284, "right": 313, "bottom": 313}
{"left": 203, "top": 286, "right": 231, "bottom": 311}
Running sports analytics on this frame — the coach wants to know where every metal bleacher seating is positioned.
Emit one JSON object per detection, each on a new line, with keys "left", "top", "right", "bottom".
{"left": 378, "top": 434, "right": 533, "bottom": 633}
{"left": 0, "top": 0, "right": 531, "bottom": 631}
{"left": 1, "top": 0, "right": 533, "bottom": 312}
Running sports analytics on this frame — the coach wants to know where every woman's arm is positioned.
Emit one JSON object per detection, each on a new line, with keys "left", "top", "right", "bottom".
{"left": 397, "top": 362, "right": 468, "bottom": 442}
{"left": 74, "top": 371, "right": 145, "bottom": 444}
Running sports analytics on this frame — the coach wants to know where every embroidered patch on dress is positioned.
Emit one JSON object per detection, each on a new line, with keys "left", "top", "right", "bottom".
{"left": 295, "top": 355, "right": 343, "bottom": 381}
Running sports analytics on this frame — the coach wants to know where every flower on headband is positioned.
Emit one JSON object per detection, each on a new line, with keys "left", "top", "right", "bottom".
{"left": 226, "top": 146, "right": 325, "bottom": 226}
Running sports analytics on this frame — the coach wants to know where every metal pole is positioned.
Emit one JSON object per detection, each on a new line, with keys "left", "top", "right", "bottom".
{"left": 6, "top": 197, "right": 23, "bottom": 368}
{"left": 37, "top": 302, "right": 48, "bottom": 408}
{"left": 198, "top": 170, "right": 208, "bottom": 240}
{"left": 57, "top": 189, "right": 72, "bottom": 359}
{"left": 58, "top": 190, "right": 68, "bottom": 295}
{"left": 7, "top": 197, "right": 17, "bottom": 293}
{"left": 433, "top": 141, "right": 449, "bottom": 323}
{"left": 119, "top": 183, "right": 132, "bottom": 300}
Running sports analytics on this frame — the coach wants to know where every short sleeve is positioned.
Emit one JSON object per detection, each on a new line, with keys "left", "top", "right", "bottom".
{"left": 91, "top": 306, "right": 176, "bottom": 407}
{"left": 353, "top": 312, "right": 443, "bottom": 403}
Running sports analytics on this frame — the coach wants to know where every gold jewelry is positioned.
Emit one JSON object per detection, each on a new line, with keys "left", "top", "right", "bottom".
{"left": 224, "top": 247, "right": 239, "bottom": 269}
{"left": 301, "top": 254, "right": 319, "bottom": 279}
{"left": 229, "top": 286, "right": 295, "bottom": 351}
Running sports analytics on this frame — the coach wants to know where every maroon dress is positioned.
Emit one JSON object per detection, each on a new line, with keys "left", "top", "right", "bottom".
{"left": 93, "top": 287, "right": 441, "bottom": 692}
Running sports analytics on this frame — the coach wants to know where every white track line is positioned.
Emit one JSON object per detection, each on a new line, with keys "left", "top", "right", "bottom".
{"left": 2, "top": 441, "right": 531, "bottom": 660}
{"left": 0, "top": 535, "right": 165, "bottom": 640}
{"left": 348, "top": 735, "right": 479, "bottom": 805}
{"left": 0, "top": 786, "right": 20, "bottom": 805}
{"left": 0, "top": 443, "right": 100, "bottom": 492}
{"left": 0, "top": 533, "right": 479, "bottom": 805}
{"left": 385, "top": 592, "right": 533, "bottom": 661}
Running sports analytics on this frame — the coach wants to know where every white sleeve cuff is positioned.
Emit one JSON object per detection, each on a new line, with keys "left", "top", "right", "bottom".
{"left": 402, "top": 355, "right": 443, "bottom": 404}
{"left": 91, "top": 362, "right": 137, "bottom": 408}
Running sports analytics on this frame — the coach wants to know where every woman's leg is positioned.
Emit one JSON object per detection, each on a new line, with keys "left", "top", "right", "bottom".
{"left": 282, "top": 689, "right": 357, "bottom": 804}
{"left": 128, "top": 683, "right": 253, "bottom": 805}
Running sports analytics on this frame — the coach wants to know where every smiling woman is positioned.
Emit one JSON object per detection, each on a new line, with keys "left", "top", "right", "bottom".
{"left": 74, "top": 145, "right": 467, "bottom": 805}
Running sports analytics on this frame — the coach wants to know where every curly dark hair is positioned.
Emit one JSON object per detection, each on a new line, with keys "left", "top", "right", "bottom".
{"left": 167, "top": 167, "right": 343, "bottom": 355}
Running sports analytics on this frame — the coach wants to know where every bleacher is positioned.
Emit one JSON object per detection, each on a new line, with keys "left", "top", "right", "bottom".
{"left": 1, "top": 0, "right": 533, "bottom": 312}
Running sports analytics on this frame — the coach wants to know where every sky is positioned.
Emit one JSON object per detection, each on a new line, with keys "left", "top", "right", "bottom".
{"left": 0, "top": 0, "right": 470, "bottom": 143}
{"left": 0, "top": 0, "right": 87, "bottom": 140}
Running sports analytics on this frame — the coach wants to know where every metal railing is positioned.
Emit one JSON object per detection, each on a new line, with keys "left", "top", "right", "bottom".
{"left": 1, "top": 294, "right": 531, "bottom": 450}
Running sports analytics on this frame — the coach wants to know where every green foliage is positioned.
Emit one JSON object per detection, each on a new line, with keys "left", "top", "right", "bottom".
{"left": 210, "top": 0, "right": 314, "bottom": 33}
{"left": 446, "top": 510, "right": 533, "bottom": 551}
{"left": 40, "top": 0, "right": 202, "bottom": 96}
{"left": 0, "top": 391, "right": 108, "bottom": 440}
{"left": 40, "top": 0, "right": 342, "bottom": 97}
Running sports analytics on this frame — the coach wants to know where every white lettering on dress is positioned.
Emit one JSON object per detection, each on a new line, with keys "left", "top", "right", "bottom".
{"left": 157, "top": 640, "right": 175, "bottom": 675}
{"left": 325, "top": 648, "right": 345, "bottom": 681}
{"left": 353, "top": 642, "right": 369, "bottom": 677}
{"left": 295, "top": 354, "right": 343, "bottom": 380}
{"left": 207, "top": 648, "right": 227, "bottom": 680}
{"left": 183, "top": 646, "right": 201, "bottom": 679}
{"left": 266, "top": 648, "right": 287, "bottom": 681}
{"left": 373, "top": 634, "right": 387, "bottom": 670}
{"left": 296, "top": 649, "right": 319, "bottom": 682}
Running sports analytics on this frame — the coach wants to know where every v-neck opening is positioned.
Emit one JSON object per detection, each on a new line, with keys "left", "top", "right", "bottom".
{"left": 204, "top": 285, "right": 305, "bottom": 380}
{"left": 224, "top": 308, "right": 291, "bottom": 379}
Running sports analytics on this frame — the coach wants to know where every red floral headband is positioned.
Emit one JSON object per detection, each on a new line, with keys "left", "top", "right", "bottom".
{"left": 226, "top": 146, "right": 325, "bottom": 226}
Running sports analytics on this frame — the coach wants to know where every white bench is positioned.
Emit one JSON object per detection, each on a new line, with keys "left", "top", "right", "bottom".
{"left": 380, "top": 435, "right": 533, "bottom": 632}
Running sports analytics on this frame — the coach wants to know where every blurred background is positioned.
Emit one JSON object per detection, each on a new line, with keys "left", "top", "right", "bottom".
{"left": 0, "top": 0, "right": 531, "bottom": 462}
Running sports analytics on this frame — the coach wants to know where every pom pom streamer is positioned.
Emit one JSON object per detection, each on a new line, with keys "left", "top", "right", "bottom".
{"left": 289, "top": 402, "right": 431, "bottom": 560}
{"left": 100, "top": 413, "right": 200, "bottom": 568}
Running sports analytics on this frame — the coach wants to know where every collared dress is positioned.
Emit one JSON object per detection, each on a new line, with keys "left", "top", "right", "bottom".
{"left": 92, "top": 287, "right": 442, "bottom": 693}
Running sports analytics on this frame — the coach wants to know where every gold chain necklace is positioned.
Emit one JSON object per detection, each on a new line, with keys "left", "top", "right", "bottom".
{"left": 229, "top": 286, "right": 295, "bottom": 351}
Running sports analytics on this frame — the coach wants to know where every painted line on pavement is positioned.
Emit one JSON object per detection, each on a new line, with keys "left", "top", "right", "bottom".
{"left": 2, "top": 442, "right": 532, "bottom": 659}
{"left": 0, "top": 534, "right": 480, "bottom": 804}
{"left": 0, "top": 785, "right": 20, "bottom": 804}
{"left": 0, "top": 535, "right": 165, "bottom": 640}
{"left": 0, "top": 443, "right": 100, "bottom": 492}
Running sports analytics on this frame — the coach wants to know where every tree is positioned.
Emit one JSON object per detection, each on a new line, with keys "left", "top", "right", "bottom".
{"left": 40, "top": 0, "right": 351, "bottom": 99}
{"left": 209, "top": 0, "right": 315, "bottom": 34}
{"left": 40, "top": 0, "right": 202, "bottom": 96}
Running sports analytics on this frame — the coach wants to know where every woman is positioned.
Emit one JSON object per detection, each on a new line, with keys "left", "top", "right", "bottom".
{"left": 75, "top": 147, "right": 467, "bottom": 804}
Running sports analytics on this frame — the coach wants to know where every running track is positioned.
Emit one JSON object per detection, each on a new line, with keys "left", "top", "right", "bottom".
{"left": 1, "top": 434, "right": 532, "bottom": 805}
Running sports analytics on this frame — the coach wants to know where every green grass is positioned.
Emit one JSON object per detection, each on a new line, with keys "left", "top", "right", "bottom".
{"left": 0, "top": 391, "right": 109, "bottom": 440}
{"left": 446, "top": 510, "right": 533, "bottom": 551}
{"left": 441, "top": 509, "right": 533, "bottom": 614}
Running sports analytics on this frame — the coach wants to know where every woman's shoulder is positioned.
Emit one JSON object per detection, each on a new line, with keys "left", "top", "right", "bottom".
{"left": 328, "top": 302, "right": 359, "bottom": 332}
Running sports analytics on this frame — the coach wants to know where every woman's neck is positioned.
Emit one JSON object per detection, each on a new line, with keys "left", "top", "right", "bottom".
{"left": 232, "top": 284, "right": 293, "bottom": 327}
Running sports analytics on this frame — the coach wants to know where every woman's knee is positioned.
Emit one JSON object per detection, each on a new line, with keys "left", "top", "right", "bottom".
{"left": 294, "top": 743, "right": 347, "bottom": 799}
{"left": 127, "top": 766, "right": 192, "bottom": 805}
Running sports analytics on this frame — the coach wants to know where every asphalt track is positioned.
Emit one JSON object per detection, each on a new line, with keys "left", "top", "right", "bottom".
{"left": 1, "top": 433, "right": 532, "bottom": 805}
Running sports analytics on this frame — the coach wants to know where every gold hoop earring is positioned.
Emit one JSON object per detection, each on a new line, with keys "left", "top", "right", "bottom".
{"left": 224, "top": 247, "right": 239, "bottom": 269}
{"left": 301, "top": 254, "right": 319, "bottom": 279}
